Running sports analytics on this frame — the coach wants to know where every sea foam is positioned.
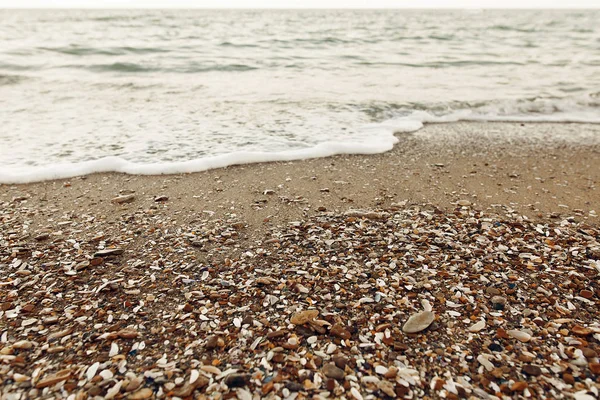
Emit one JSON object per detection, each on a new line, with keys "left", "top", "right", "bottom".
{"left": 1, "top": 107, "right": 598, "bottom": 184}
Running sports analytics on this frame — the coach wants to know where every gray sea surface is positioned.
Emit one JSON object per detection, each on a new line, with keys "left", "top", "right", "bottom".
{"left": 0, "top": 9, "right": 599, "bottom": 181}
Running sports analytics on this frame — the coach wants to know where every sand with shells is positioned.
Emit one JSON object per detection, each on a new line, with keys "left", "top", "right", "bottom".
{"left": 1, "top": 122, "right": 599, "bottom": 399}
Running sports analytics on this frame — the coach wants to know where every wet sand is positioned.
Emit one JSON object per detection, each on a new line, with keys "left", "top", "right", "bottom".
{"left": 1, "top": 122, "right": 599, "bottom": 399}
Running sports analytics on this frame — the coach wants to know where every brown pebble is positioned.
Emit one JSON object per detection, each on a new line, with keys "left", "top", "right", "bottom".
{"left": 562, "top": 373, "right": 575, "bottom": 384}
{"left": 510, "top": 381, "right": 528, "bottom": 392}
{"left": 522, "top": 365, "right": 542, "bottom": 376}
{"left": 582, "top": 348, "right": 598, "bottom": 359}
{"left": 580, "top": 289, "right": 594, "bottom": 299}
{"left": 88, "top": 385, "right": 102, "bottom": 396}
{"left": 129, "top": 388, "right": 153, "bottom": 400}
{"left": 325, "top": 379, "right": 336, "bottom": 391}
{"left": 205, "top": 335, "right": 220, "bottom": 349}
{"left": 330, "top": 323, "right": 351, "bottom": 340}
{"left": 486, "top": 287, "right": 501, "bottom": 296}
{"left": 572, "top": 325, "right": 593, "bottom": 336}
{"left": 332, "top": 355, "right": 348, "bottom": 370}
{"left": 322, "top": 363, "right": 345, "bottom": 380}
{"left": 35, "top": 370, "right": 71, "bottom": 389}
{"left": 590, "top": 363, "right": 600, "bottom": 375}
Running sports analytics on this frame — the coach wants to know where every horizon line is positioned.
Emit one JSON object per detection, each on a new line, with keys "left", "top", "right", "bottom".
{"left": 1, "top": 6, "right": 598, "bottom": 9}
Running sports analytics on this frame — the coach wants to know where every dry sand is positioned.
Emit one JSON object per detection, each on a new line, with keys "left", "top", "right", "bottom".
{"left": 1, "top": 122, "right": 599, "bottom": 399}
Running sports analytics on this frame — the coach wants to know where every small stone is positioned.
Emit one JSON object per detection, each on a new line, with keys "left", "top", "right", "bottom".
{"left": 154, "top": 195, "right": 169, "bottom": 202}
{"left": 35, "top": 370, "right": 71, "bottom": 388}
{"left": 330, "top": 323, "right": 351, "bottom": 340}
{"left": 458, "top": 200, "right": 471, "bottom": 206}
{"left": 402, "top": 311, "right": 435, "bottom": 333}
{"left": 94, "top": 248, "right": 124, "bottom": 258}
{"left": 173, "top": 376, "right": 208, "bottom": 397}
{"left": 285, "top": 382, "right": 304, "bottom": 392}
{"left": 522, "top": 365, "right": 542, "bottom": 376}
{"left": 562, "top": 373, "right": 575, "bottom": 384}
{"left": 117, "top": 328, "right": 138, "bottom": 339}
{"left": 129, "top": 388, "right": 153, "bottom": 399}
{"left": 507, "top": 329, "right": 531, "bottom": 342}
{"left": 590, "top": 363, "right": 600, "bottom": 375}
{"left": 580, "top": 289, "right": 594, "bottom": 299}
{"left": 111, "top": 194, "right": 135, "bottom": 204}
{"left": 378, "top": 380, "right": 396, "bottom": 397}
{"left": 125, "top": 377, "right": 143, "bottom": 392}
{"left": 225, "top": 374, "right": 249, "bottom": 388}
{"left": 290, "top": 310, "right": 319, "bottom": 325}
{"left": 491, "top": 296, "right": 507, "bottom": 310}
{"left": 582, "top": 348, "right": 598, "bottom": 359}
{"left": 323, "top": 363, "right": 345, "bottom": 380}
{"left": 34, "top": 233, "right": 50, "bottom": 241}
{"left": 488, "top": 343, "right": 503, "bottom": 352}
{"left": 486, "top": 287, "right": 501, "bottom": 296}
{"left": 205, "top": 335, "right": 220, "bottom": 349}
{"left": 572, "top": 325, "right": 593, "bottom": 336}
{"left": 13, "top": 340, "right": 34, "bottom": 350}
{"left": 510, "top": 381, "right": 528, "bottom": 392}
{"left": 332, "top": 355, "right": 348, "bottom": 370}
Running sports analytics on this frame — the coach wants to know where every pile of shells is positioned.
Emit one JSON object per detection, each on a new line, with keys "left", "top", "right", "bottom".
{"left": 1, "top": 196, "right": 599, "bottom": 399}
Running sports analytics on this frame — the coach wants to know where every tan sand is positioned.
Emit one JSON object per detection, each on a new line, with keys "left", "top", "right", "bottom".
{"left": 3, "top": 122, "right": 599, "bottom": 234}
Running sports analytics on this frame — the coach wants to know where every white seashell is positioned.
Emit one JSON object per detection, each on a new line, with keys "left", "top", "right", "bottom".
{"left": 86, "top": 362, "right": 100, "bottom": 381}
{"left": 403, "top": 311, "right": 435, "bottom": 333}
{"left": 326, "top": 343, "right": 337, "bottom": 354}
{"left": 350, "top": 387, "right": 364, "bottom": 400}
{"left": 99, "top": 369, "right": 114, "bottom": 380}
{"left": 477, "top": 354, "right": 494, "bottom": 371}
{"left": 200, "top": 365, "right": 222, "bottom": 375}
{"left": 507, "top": 329, "right": 531, "bottom": 342}
{"left": 109, "top": 342, "right": 119, "bottom": 357}
{"left": 375, "top": 365, "right": 388, "bottom": 375}
{"left": 307, "top": 336, "right": 317, "bottom": 344}
{"left": 105, "top": 381, "right": 122, "bottom": 399}
{"left": 190, "top": 369, "right": 199, "bottom": 384}
{"left": 468, "top": 320, "right": 486, "bottom": 332}
{"left": 237, "top": 388, "right": 252, "bottom": 400}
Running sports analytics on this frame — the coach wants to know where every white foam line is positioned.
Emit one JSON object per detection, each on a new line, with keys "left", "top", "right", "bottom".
{"left": 2, "top": 110, "right": 599, "bottom": 184}
{"left": 0, "top": 127, "right": 415, "bottom": 184}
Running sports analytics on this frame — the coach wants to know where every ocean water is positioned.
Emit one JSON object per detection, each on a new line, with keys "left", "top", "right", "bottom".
{"left": 0, "top": 9, "right": 599, "bottom": 183}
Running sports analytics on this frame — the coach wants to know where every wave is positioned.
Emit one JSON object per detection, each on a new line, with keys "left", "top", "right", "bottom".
{"left": 73, "top": 62, "right": 258, "bottom": 73}
{"left": 0, "top": 74, "right": 29, "bottom": 86}
{"left": 2, "top": 97, "right": 599, "bottom": 184}
{"left": 39, "top": 46, "right": 171, "bottom": 56}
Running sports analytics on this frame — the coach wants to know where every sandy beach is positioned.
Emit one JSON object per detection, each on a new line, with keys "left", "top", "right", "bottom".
{"left": 1, "top": 122, "right": 600, "bottom": 399}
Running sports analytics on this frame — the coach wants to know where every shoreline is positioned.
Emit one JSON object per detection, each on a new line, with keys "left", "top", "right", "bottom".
{"left": 1, "top": 122, "right": 600, "bottom": 399}
{"left": 3, "top": 122, "right": 599, "bottom": 230}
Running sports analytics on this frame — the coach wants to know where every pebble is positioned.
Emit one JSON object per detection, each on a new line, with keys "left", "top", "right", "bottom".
{"left": 330, "top": 323, "right": 352, "bottom": 339}
{"left": 12, "top": 340, "right": 33, "bottom": 350}
{"left": 225, "top": 374, "right": 249, "bottom": 388}
{"left": 378, "top": 380, "right": 396, "bottom": 397}
{"left": 402, "top": 311, "right": 435, "bottom": 333}
{"left": 111, "top": 194, "right": 135, "bottom": 204}
{"left": 128, "top": 388, "right": 154, "bottom": 399}
{"left": 522, "top": 364, "right": 542, "bottom": 376}
{"left": 323, "top": 363, "right": 345, "bottom": 380}
{"left": 491, "top": 296, "right": 507, "bottom": 310}
{"left": 290, "top": 310, "right": 319, "bottom": 325}
{"left": 35, "top": 370, "right": 71, "bottom": 389}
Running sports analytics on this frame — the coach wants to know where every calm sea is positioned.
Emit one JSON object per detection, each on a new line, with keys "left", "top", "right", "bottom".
{"left": 1, "top": 9, "right": 599, "bottom": 182}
